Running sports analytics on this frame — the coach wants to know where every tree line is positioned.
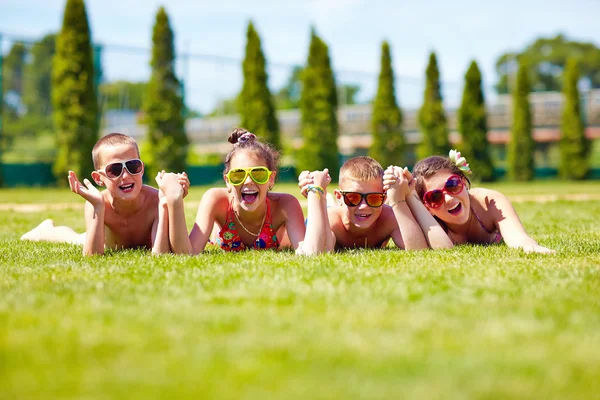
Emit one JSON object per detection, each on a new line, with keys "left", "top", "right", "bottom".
{"left": 0, "top": 0, "right": 595, "bottom": 185}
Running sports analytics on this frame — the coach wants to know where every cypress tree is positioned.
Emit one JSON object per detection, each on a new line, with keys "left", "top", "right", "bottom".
{"left": 144, "top": 7, "right": 188, "bottom": 177}
{"left": 52, "top": 0, "right": 98, "bottom": 184}
{"left": 559, "top": 58, "right": 589, "bottom": 180}
{"left": 298, "top": 29, "right": 339, "bottom": 181}
{"left": 458, "top": 60, "right": 494, "bottom": 181}
{"left": 506, "top": 61, "right": 535, "bottom": 181}
{"left": 238, "top": 21, "right": 280, "bottom": 149}
{"left": 417, "top": 52, "right": 449, "bottom": 159}
{"left": 369, "top": 41, "right": 404, "bottom": 167}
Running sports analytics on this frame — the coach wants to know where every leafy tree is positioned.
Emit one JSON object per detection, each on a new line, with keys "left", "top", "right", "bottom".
{"left": 417, "top": 52, "right": 449, "bottom": 159}
{"left": 143, "top": 6, "right": 188, "bottom": 177}
{"left": 52, "top": 0, "right": 98, "bottom": 183}
{"left": 298, "top": 28, "right": 339, "bottom": 180}
{"left": 3, "top": 43, "right": 27, "bottom": 97}
{"left": 100, "top": 80, "right": 147, "bottom": 110}
{"left": 495, "top": 34, "right": 600, "bottom": 93}
{"left": 369, "top": 41, "right": 404, "bottom": 167}
{"left": 238, "top": 21, "right": 280, "bottom": 149}
{"left": 458, "top": 60, "right": 494, "bottom": 181}
{"left": 506, "top": 61, "right": 535, "bottom": 181}
{"left": 23, "top": 34, "right": 56, "bottom": 116}
{"left": 559, "top": 58, "right": 590, "bottom": 180}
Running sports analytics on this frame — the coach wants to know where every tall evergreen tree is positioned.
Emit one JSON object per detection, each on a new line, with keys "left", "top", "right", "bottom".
{"left": 417, "top": 52, "right": 449, "bottom": 159}
{"left": 458, "top": 60, "right": 494, "bottom": 181}
{"left": 52, "top": 0, "right": 98, "bottom": 183}
{"left": 559, "top": 58, "right": 590, "bottom": 180}
{"left": 298, "top": 29, "right": 339, "bottom": 180}
{"left": 506, "top": 61, "right": 535, "bottom": 181}
{"left": 144, "top": 7, "right": 188, "bottom": 177}
{"left": 369, "top": 41, "right": 404, "bottom": 167}
{"left": 238, "top": 21, "right": 280, "bottom": 149}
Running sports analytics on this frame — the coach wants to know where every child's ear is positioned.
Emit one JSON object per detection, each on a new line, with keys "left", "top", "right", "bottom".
{"left": 91, "top": 171, "right": 103, "bottom": 186}
{"left": 334, "top": 189, "right": 343, "bottom": 204}
{"left": 269, "top": 170, "right": 277, "bottom": 187}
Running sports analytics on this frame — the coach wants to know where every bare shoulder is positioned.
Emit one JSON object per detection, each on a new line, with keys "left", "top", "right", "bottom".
{"left": 470, "top": 187, "right": 511, "bottom": 209}
{"left": 268, "top": 192, "right": 301, "bottom": 209}
{"left": 201, "top": 187, "right": 229, "bottom": 204}
{"left": 141, "top": 184, "right": 159, "bottom": 199}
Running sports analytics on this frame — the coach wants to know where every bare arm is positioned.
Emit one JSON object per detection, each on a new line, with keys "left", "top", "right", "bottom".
{"left": 69, "top": 171, "right": 106, "bottom": 256}
{"left": 296, "top": 169, "right": 332, "bottom": 255}
{"left": 188, "top": 188, "right": 225, "bottom": 254}
{"left": 151, "top": 196, "right": 171, "bottom": 255}
{"left": 482, "top": 189, "right": 555, "bottom": 254}
{"left": 383, "top": 166, "right": 428, "bottom": 250}
{"left": 156, "top": 172, "right": 193, "bottom": 254}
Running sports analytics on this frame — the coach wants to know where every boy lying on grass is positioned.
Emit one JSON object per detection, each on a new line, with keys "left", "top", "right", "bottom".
{"left": 297, "top": 156, "right": 444, "bottom": 251}
{"left": 21, "top": 133, "right": 189, "bottom": 256}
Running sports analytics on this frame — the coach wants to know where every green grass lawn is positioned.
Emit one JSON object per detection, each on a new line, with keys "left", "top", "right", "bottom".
{"left": 1, "top": 181, "right": 600, "bottom": 399}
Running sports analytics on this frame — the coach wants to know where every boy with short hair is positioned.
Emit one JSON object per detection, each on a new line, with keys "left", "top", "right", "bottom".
{"left": 21, "top": 133, "right": 188, "bottom": 256}
{"left": 298, "top": 156, "right": 430, "bottom": 251}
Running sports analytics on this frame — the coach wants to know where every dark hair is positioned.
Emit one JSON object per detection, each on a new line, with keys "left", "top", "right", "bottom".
{"left": 413, "top": 155, "right": 471, "bottom": 200}
{"left": 92, "top": 133, "right": 140, "bottom": 169}
{"left": 223, "top": 128, "right": 280, "bottom": 175}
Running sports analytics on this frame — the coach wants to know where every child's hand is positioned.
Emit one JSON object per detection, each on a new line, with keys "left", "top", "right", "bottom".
{"left": 298, "top": 170, "right": 314, "bottom": 198}
{"left": 383, "top": 165, "right": 410, "bottom": 204}
{"left": 155, "top": 171, "right": 184, "bottom": 202}
{"left": 68, "top": 171, "right": 104, "bottom": 208}
{"left": 523, "top": 244, "right": 556, "bottom": 254}
{"left": 310, "top": 169, "right": 331, "bottom": 190}
{"left": 178, "top": 172, "right": 190, "bottom": 199}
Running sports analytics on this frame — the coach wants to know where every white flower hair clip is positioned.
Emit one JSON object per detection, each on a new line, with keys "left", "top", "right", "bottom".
{"left": 448, "top": 149, "right": 472, "bottom": 175}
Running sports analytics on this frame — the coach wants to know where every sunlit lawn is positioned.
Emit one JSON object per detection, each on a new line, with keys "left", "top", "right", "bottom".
{"left": 1, "top": 181, "right": 599, "bottom": 399}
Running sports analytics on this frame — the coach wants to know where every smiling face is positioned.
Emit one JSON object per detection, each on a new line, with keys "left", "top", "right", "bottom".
{"left": 91, "top": 143, "right": 144, "bottom": 201}
{"left": 335, "top": 177, "right": 385, "bottom": 230}
{"left": 224, "top": 150, "right": 276, "bottom": 212}
{"left": 421, "top": 169, "right": 471, "bottom": 225}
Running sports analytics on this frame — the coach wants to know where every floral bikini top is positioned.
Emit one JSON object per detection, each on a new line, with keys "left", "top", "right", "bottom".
{"left": 216, "top": 199, "right": 280, "bottom": 251}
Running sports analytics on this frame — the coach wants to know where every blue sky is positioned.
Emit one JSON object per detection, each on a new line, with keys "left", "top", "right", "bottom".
{"left": 2, "top": 0, "right": 599, "bottom": 113}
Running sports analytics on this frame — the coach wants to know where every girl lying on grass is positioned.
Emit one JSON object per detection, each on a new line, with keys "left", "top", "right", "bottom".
{"left": 156, "top": 128, "right": 331, "bottom": 255}
{"left": 385, "top": 150, "right": 554, "bottom": 254}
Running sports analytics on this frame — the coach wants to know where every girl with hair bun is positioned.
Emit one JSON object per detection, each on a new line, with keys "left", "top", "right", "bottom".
{"left": 384, "top": 150, "right": 554, "bottom": 253}
{"left": 157, "top": 128, "right": 331, "bottom": 254}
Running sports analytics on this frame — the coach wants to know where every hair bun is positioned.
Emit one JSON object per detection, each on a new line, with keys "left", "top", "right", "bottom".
{"left": 228, "top": 128, "right": 250, "bottom": 145}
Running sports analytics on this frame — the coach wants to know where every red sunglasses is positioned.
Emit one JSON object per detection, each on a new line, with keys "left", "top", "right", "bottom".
{"left": 339, "top": 191, "right": 387, "bottom": 208}
{"left": 422, "top": 174, "right": 464, "bottom": 208}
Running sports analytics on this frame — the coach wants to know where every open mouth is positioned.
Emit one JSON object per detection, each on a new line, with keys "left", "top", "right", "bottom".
{"left": 119, "top": 183, "right": 135, "bottom": 193}
{"left": 448, "top": 203, "right": 462, "bottom": 215}
{"left": 241, "top": 190, "right": 259, "bottom": 204}
{"left": 355, "top": 213, "right": 372, "bottom": 222}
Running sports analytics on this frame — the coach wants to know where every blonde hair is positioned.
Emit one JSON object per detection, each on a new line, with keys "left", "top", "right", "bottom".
{"left": 92, "top": 133, "right": 140, "bottom": 169}
{"left": 339, "top": 156, "right": 384, "bottom": 184}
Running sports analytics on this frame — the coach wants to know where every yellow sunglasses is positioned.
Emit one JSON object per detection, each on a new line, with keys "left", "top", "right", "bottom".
{"left": 226, "top": 167, "right": 272, "bottom": 185}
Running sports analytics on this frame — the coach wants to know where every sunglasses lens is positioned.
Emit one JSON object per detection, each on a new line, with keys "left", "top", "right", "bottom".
{"left": 105, "top": 163, "right": 124, "bottom": 178}
{"left": 228, "top": 169, "right": 247, "bottom": 185}
{"left": 424, "top": 190, "right": 444, "bottom": 208}
{"left": 125, "top": 160, "right": 143, "bottom": 175}
{"left": 250, "top": 168, "right": 269, "bottom": 184}
{"left": 366, "top": 193, "right": 386, "bottom": 207}
{"left": 343, "top": 192, "right": 362, "bottom": 207}
{"left": 445, "top": 176, "right": 463, "bottom": 194}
